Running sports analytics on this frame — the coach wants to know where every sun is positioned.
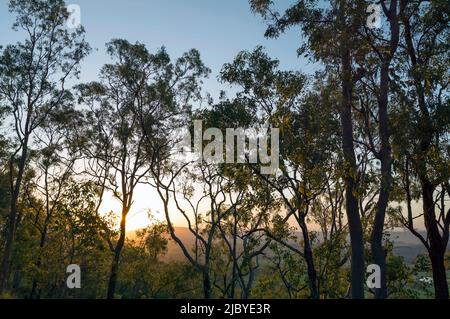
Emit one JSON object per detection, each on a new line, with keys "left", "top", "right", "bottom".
{"left": 98, "top": 184, "right": 166, "bottom": 231}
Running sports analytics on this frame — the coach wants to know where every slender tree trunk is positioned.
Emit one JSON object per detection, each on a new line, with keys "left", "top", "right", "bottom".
{"left": 230, "top": 215, "right": 238, "bottom": 298}
{"left": 0, "top": 138, "right": 29, "bottom": 294}
{"left": 371, "top": 62, "right": 392, "bottom": 300}
{"left": 337, "top": 0, "right": 365, "bottom": 299}
{"left": 29, "top": 220, "right": 50, "bottom": 299}
{"left": 299, "top": 215, "right": 319, "bottom": 299}
{"left": 242, "top": 267, "right": 256, "bottom": 299}
{"left": 338, "top": 20, "right": 365, "bottom": 298}
{"left": 202, "top": 260, "right": 212, "bottom": 299}
{"left": 106, "top": 208, "right": 128, "bottom": 299}
{"left": 422, "top": 180, "right": 449, "bottom": 299}
{"left": 370, "top": 0, "right": 399, "bottom": 299}
{"left": 202, "top": 267, "right": 212, "bottom": 299}
{"left": 203, "top": 235, "right": 213, "bottom": 299}
{"left": 11, "top": 269, "right": 21, "bottom": 292}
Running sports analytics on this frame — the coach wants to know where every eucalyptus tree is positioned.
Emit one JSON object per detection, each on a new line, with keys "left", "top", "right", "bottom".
{"left": 150, "top": 160, "right": 218, "bottom": 299}
{"left": 155, "top": 155, "right": 272, "bottom": 300}
{"left": 220, "top": 48, "right": 341, "bottom": 298}
{"left": 249, "top": 0, "right": 370, "bottom": 298}
{"left": 212, "top": 175, "right": 274, "bottom": 299}
{"left": 195, "top": 100, "right": 277, "bottom": 299}
{"left": 78, "top": 39, "right": 209, "bottom": 298}
{"left": 390, "top": 0, "right": 449, "bottom": 299}
{"left": 0, "top": 0, "right": 90, "bottom": 293}
{"left": 347, "top": 0, "right": 401, "bottom": 299}
{"left": 77, "top": 40, "right": 157, "bottom": 299}
{"left": 122, "top": 45, "right": 211, "bottom": 297}
{"left": 26, "top": 105, "right": 84, "bottom": 298}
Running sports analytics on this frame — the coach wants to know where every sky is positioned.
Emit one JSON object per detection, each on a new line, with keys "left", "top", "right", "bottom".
{"left": 0, "top": 0, "right": 423, "bottom": 231}
{"left": 0, "top": 0, "right": 318, "bottom": 99}
{"left": 0, "top": 0, "right": 322, "bottom": 230}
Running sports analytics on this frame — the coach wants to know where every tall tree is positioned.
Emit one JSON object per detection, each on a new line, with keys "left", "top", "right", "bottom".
{"left": 220, "top": 47, "right": 344, "bottom": 298}
{"left": 78, "top": 39, "right": 209, "bottom": 299}
{"left": 130, "top": 45, "right": 210, "bottom": 297}
{"left": 0, "top": 0, "right": 89, "bottom": 293}
{"left": 352, "top": 0, "right": 400, "bottom": 298}
{"left": 249, "top": 1, "right": 367, "bottom": 297}
{"left": 77, "top": 40, "right": 153, "bottom": 299}
{"left": 392, "top": 0, "right": 449, "bottom": 299}
{"left": 196, "top": 100, "right": 275, "bottom": 299}
{"left": 27, "top": 105, "right": 83, "bottom": 298}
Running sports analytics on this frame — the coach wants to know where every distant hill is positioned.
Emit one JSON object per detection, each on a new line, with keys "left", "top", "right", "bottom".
{"left": 162, "top": 227, "right": 196, "bottom": 261}
{"left": 388, "top": 230, "right": 430, "bottom": 263}
{"left": 126, "top": 226, "right": 196, "bottom": 262}
{"left": 126, "top": 227, "right": 448, "bottom": 264}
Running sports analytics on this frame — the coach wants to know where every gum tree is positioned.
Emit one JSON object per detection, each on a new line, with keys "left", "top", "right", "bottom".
{"left": 249, "top": 0, "right": 385, "bottom": 298}
{"left": 391, "top": 0, "right": 449, "bottom": 299}
{"left": 78, "top": 39, "right": 209, "bottom": 299}
{"left": 220, "top": 48, "right": 341, "bottom": 298}
{"left": 0, "top": 0, "right": 89, "bottom": 293}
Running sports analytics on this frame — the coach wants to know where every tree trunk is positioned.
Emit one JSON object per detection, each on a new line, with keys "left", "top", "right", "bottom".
{"left": 30, "top": 205, "right": 52, "bottom": 299}
{"left": 203, "top": 236, "right": 213, "bottom": 299}
{"left": 428, "top": 250, "right": 449, "bottom": 299}
{"left": 106, "top": 209, "right": 127, "bottom": 299}
{"left": 230, "top": 215, "right": 238, "bottom": 298}
{"left": 371, "top": 61, "right": 392, "bottom": 300}
{"left": 0, "top": 138, "right": 29, "bottom": 295}
{"left": 422, "top": 180, "right": 449, "bottom": 299}
{"left": 338, "top": 7, "right": 365, "bottom": 296}
{"left": 202, "top": 268, "right": 212, "bottom": 299}
{"left": 299, "top": 215, "right": 319, "bottom": 299}
{"left": 370, "top": 0, "right": 399, "bottom": 299}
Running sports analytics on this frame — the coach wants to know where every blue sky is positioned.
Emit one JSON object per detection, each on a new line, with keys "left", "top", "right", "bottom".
{"left": 0, "top": 0, "right": 323, "bottom": 229}
{"left": 0, "top": 0, "right": 318, "bottom": 100}
{"left": 0, "top": 1, "right": 425, "bottom": 230}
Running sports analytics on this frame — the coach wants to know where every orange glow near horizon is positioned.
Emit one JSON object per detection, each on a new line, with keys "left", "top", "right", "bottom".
{"left": 98, "top": 184, "right": 166, "bottom": 231}
{"left": 98, "top": 183, "right": 426, "bottom": 233}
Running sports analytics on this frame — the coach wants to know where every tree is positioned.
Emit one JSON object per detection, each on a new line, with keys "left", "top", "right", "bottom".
{"left": 77, "top": 40, "right": 154, "bottom": 299}
{"left": 193, "top": 98, "right": 276, "bottom": 299}
{"left": 249, "top": 0, "right": 369, "bottom": 298}
{"left": 391, "top": 0, "right": 449, "bottom": 299}
{"left": 151, "top": 160, "right": 230, "bottom": 299}
{"left": 126, "top": 45, "right": 210, "bottom": 297}
{"left": 352, "top": 0, "right": 400, "bottom": 299}
{"left": 220, "top": 47, "right": 342, "bottom": 298}
{"left": 78, "top": 39, "right": 209, "bottom": 299}
{"left": 0, "top": 0, "right": 90, "bottom": 293}
{"left": 26, "top": 105, "right": 83, "bottom": 298}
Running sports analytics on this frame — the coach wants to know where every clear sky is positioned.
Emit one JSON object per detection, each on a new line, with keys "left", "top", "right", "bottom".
{"left": 0, "top": 0, "right": 318, "bottom": 100}
{"left": 1, "top": 0, "right": 324, "bottom": 229}
{"left": 0, "top": 0, "right": 423, "bottom": 231}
